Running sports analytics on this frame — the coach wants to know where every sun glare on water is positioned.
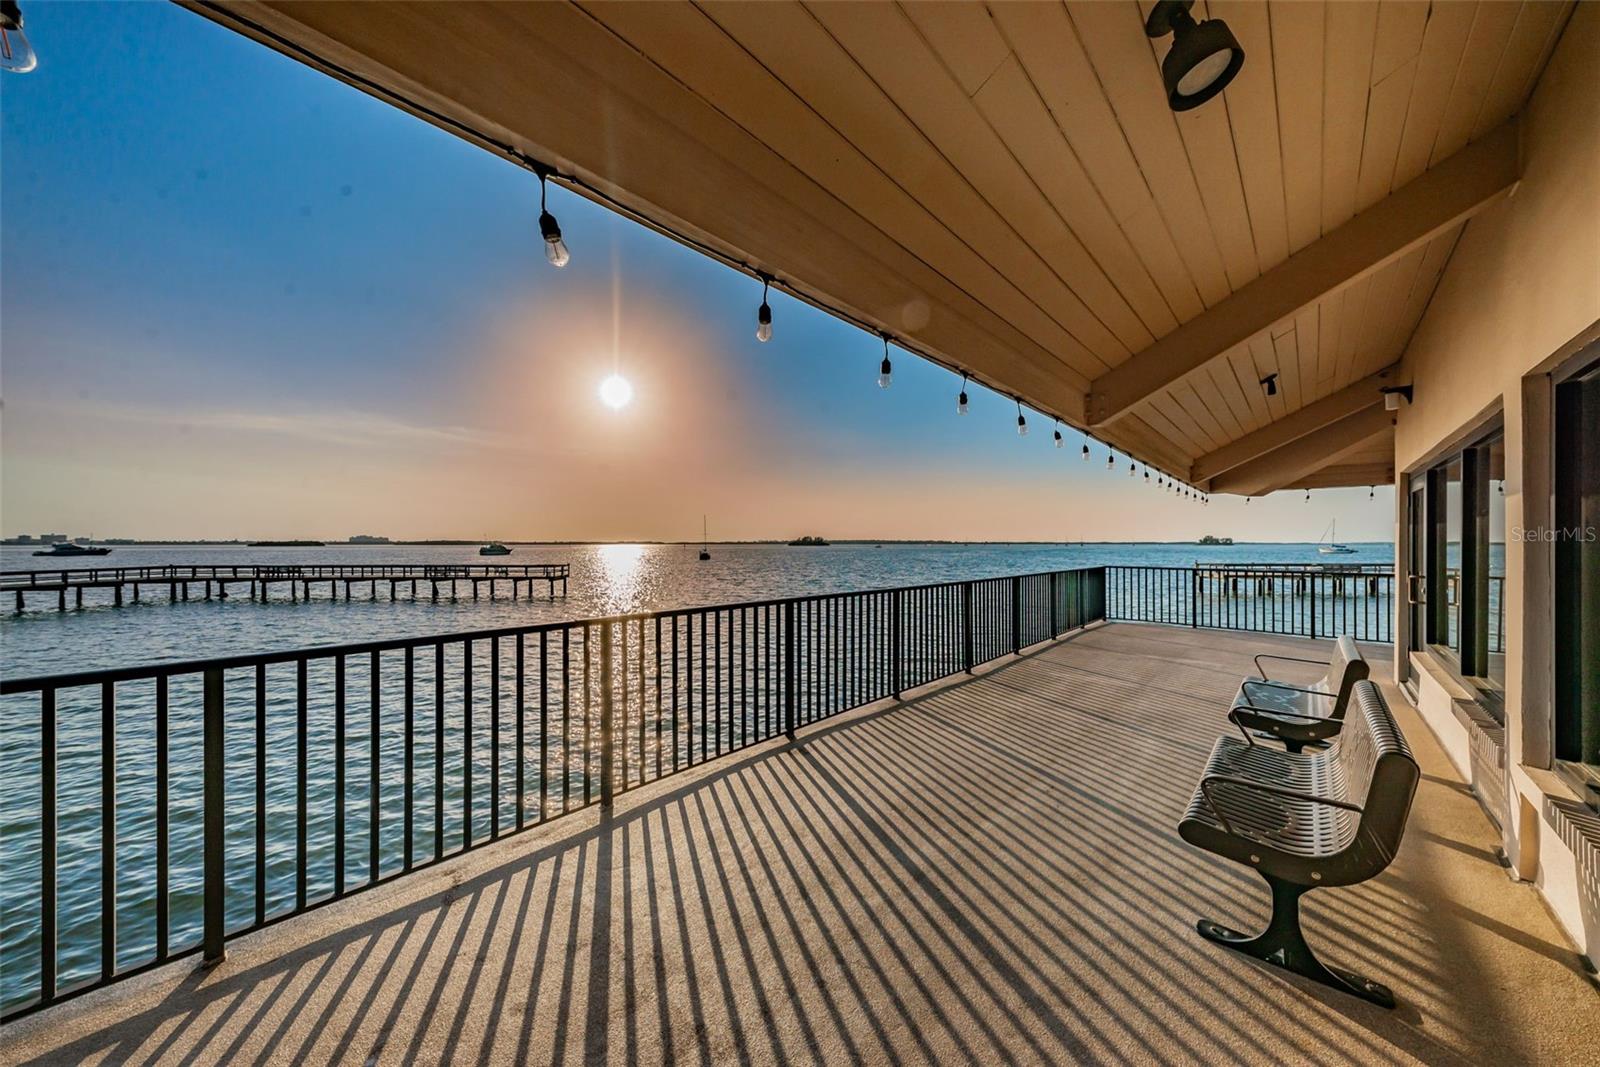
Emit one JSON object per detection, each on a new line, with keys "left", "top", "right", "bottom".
{"left": 599, "top": 374, "right": 633, "bottom": 411}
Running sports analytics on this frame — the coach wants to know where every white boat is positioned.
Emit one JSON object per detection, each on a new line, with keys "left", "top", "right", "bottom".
{"left": 1317, "top": 520, "right": 1356, "bottom": 555}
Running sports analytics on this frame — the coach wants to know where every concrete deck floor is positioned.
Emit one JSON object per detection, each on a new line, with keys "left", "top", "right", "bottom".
{"left": 3, "top": 623, "right": 1596, "bottom": 1066}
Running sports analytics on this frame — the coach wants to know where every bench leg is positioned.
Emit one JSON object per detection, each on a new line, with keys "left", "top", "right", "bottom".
{"left": 1196, "top": 874, "right": 1396, "bottom": 1009}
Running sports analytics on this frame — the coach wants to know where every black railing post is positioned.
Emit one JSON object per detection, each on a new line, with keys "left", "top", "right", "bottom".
{"left": 1311, "top": 576, "right": 1319, "bottom": 639}
{"left": 963, "top": 581, "right": 975, "bottom": 673}
{"left": 1011, "top": 577, "right": 1021, "bottom": 654}
{"left": 1190, "top": 568, "right": 1198, "bottom": 628}
{"left": 203, "top": 667, "right": 226, "bottom": 966}
{"left": 891, "top": 588, "right": 903, "bottom": 698}
{"left": 600, "top": 622, "right": 615, "bottom": 808}
{"left": 783, "top": 600, "right": 796, "bottom": 738}
{"left": 1050, "top": 571, "right": 1059, "bottom": 636}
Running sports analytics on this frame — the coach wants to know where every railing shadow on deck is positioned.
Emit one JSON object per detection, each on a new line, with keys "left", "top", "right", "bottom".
{"left": 4, "top": 629, "right": 1533, "bottom": 1067}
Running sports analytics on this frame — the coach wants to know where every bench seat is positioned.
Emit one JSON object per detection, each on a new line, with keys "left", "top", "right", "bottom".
{"left": 1231, "top": 635, "right": 1369, "bottom": 751}
{"left": 1179, "top": 680, "right": 1418, "bottom": 1007}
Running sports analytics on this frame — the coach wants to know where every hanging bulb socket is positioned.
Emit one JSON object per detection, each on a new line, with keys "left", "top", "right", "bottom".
{"left": 878, "top": 334, "right": 893, "bottom": 389}
{"left": 1016, "top": 399, "right": 1028, "bottom": 436}
{"left": 957, "top": 373, "right": 969, "bottom": 416}
{"left": 0, "top": 1, "right": 37, "bottom": 74}
{"left": 1081, "top": 441, "right": 1090, "bottom": 461}
{"left": 1107, "top": 449, "right": 1115, "bottom": 470}
{"left": 537, "top": 172, "right": 570, "bottom": 268}
{"left": 755, "top": 275, "right": 773, "bottom": 343}
{"left": 1053, "top": 420, "right": 1063, "bottom": 448}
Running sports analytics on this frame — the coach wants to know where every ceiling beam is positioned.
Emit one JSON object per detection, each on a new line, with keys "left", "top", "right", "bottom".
{"left": 1085, "top": 119, "right": 1520, "bottom": 426}
{"left": 1207, "top": 406, "right": 1395, "bottom": 496}
{"left": 1188, "top": 368, "right": 1398, "bottom": 483}
{"left": 1287, "top": 462, "right": 1398, "bottom": 492}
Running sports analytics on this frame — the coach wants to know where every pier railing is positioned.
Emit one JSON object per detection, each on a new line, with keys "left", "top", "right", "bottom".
{"left": 0, "top": 566, "right": 1106, "bottom": 1019}
{"left": 1104, "top": 565, "right": 1398, "bottom": 643}
{"left": 0, "top": 562, "right": 571, "bottom": 588}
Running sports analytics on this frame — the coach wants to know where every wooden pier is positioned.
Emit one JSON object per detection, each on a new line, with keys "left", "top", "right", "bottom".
{"left": 2, "top": 563, "right": 569, "bottom": 611}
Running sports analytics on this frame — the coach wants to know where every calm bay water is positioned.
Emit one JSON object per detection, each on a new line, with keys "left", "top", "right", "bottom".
{"left": 0, "top": 540, "right": 1393, "bottom": 1014}
{"left": 0, "top": 540, "right": 1393, "bottom": 677}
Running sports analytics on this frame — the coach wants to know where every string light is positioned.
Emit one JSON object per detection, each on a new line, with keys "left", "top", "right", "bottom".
{"left": 1053, "top": 419, "right": 1063, "bottom": 448}
{"left": 1016, "top": 399, "right": 1028, "bottom": 437}
{"left": 878, "top": 335, "right": 893, "bottom": 389}
{"left": 537, "top": 171, "right": 570, "bottom": 268}
{"left": 957, "top": 373, "right": 969, "bottom": 416}
{"left": 0, "top": 1, "right": 37, "bottom": 74}
{"left": 1144, "top": 467, "right": 1150, "bottom": 482}
{"left": 1128, "top": 460, "right": 1136, "bottom": 477}
{"left": 1369, "top": 485, "right": 1375, "bottom": 499}
{"left": 755, "top": 275, "right": 773, "bottom": 342}
{"left": 1107, "top": 448, "right": 1115, "bottom": 470}
{"left": 1305, "top": 489, "right": 1311, "bottom": 502}
{"left": 1082, "top": 439, "right": 1091, "bottom": 461}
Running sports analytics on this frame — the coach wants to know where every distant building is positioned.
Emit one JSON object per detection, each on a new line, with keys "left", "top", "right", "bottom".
{"left": 40, "top": 533, "right": 67, "bottom": 544}
{"left": 6, "top": 534, "right": 36, "bottom": 544}
{"left": 347, "top": 534, "right": 392, "bottom": 544}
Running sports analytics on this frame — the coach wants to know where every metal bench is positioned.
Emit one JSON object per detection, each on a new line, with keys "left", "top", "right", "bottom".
{"left": 1229, "top": 635, "right": 1369, "bottom": 753}
{"left": 1179, "top": 680, "right": 1419, "bottom": 1008}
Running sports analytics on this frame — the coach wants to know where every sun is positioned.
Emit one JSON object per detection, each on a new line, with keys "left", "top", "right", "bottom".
{"left": 598, "top": 373, "right": 633, "bottom": 411}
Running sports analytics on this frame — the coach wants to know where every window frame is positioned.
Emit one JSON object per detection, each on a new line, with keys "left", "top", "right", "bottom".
{"left": 1552, "top": 351, "right": 1600, "bottom": 808}
{"left": 1419, "top": 421, "right": 1506, "bottom": 720}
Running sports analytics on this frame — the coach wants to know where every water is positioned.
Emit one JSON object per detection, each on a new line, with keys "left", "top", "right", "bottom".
{"left": 0, "top": 540, "right": 1393, "bottom": 1014}
{"left": 0, "top": 541, "right": 1394, "bottom": 677}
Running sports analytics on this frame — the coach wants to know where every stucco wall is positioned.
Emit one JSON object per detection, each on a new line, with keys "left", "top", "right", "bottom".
{"left": 1390, "top": 4, "right": 1599, "bottom": 961}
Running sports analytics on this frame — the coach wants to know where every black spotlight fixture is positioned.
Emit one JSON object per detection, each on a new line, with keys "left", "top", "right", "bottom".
{"left": 1260, "top": 372, "right": 1279, "bottom": 398}
{"left": 1145, "top": 1, "right": 1244, "bottom": 112}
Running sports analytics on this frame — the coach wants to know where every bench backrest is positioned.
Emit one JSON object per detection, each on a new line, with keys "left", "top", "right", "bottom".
{"left": 1330, "top": 680, "right": 1419, "bottom": 883}
{"left": 1322, "top": 635, "right": 1371, "bottom": 710}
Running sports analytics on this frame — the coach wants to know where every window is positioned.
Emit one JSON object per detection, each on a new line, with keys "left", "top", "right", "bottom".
{"left": 1420, "top": 425, "right": 1505, "bottom": 718}
{"left": 1554, "top": 354, "right": 1600, "bottom": 803}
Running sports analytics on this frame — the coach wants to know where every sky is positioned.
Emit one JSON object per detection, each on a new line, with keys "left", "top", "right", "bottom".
{"left": 0, "top": 2, "right": 1394, "bottom": 543}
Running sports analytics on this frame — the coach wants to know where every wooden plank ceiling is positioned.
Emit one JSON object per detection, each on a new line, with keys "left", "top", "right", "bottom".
{"left": 192, "top": 0, "right": 1573, "bottom": 493}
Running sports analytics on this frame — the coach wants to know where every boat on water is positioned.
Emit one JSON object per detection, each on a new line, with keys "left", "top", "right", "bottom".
{"left": 698, "top": 517, "right": 711, "bottom": 561}
{"left": 33, "top": 542, "right": 111, "bottom": 557}
{"left": 478, "top": 542, "right": 512, "bottom": 556}
{"left": 1317, "top": 520, "right": 1357, "bottom": 555}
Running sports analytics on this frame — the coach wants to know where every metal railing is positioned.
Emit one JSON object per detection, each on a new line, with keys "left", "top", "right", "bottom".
{"left": 0, "top": 567, "right": 1107, "bottom": 1019}
{"left": 0, "top": 563, "right": 571, "bottom": 588}
{"left": 1105, "top": 565, "right": 1397, "bottom": 643}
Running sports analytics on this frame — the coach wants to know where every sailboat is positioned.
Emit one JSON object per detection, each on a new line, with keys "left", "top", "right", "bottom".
{"left": 698, "top": 516, "right": 711, "bottom": 561}
{"left": 1317, "top": 519, "right": 1356, "bottom": 554}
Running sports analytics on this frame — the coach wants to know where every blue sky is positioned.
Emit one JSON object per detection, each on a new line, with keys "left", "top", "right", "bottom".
{"left": 0, "top": 2, "right": 1392, "bottom": 541}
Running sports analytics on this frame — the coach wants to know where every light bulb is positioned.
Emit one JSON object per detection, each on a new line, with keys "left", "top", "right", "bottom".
{"left": 1017, "top": 415, "right": 1028, "bottom": 436}
{"left": 539, "top": 210, "right": 569, "bottom": 267}
{"left": 878, "top": 357, "right": 892, "bottom": 389}
{"left": 756, "top": 301, "right": 773, "bottom": 343}
{"left": 1128, "top": 461, "right": 1135, "bottom": 477}
{"left": 957, "top": 391, "right": 968, "bottom": 416}
{"left": 1369, "top": 486, "right": 1375, "bottom": 499}
{"left": 1054, "top": 427, "right": 1063, "bottom": 448}
{"left": 1107, "top": 451, "right": 1115, "bottom": 470}
{"left": 1081, "top": 442, "right": 1090, "bottom": 461}
{"left": 1144, "top": 469, "right": 1150, "bottom": 482}
{"left": 1, "top": 2, "right": 36, "bottom": 74}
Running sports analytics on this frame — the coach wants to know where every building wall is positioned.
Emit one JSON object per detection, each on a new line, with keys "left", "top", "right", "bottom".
{"left": 1391, "top": 4, "right": 1600, "bottom": 959}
